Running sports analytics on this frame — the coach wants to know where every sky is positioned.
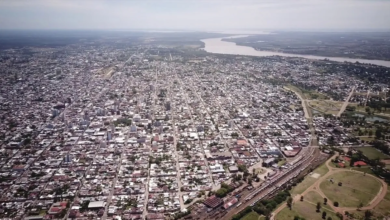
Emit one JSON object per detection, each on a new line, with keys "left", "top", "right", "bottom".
{"left": 0, "top": 0, "right": 390, "bottom": 31}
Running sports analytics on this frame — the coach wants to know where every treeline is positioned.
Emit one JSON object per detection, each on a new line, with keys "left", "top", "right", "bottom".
{"left": 366, "top": 100, "right": 390, "bottom": 113}
{"left": 371, "top": 140, "right": 390, "bottom": 155}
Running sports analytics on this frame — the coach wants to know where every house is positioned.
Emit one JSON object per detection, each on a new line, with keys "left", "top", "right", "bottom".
{"left": 48, "top": 201, "right": 67, "bottom": 215}
{"left": 223, "top": 197, "right": 238, "bottom": 209}
{"left": 228, "top": 166, "right": 238, "bottom": 173}
{"left": 88, "top": 201, "right": 106, "bottom": 209}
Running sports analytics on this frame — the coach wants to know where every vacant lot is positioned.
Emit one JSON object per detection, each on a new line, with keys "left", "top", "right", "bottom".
{"left": 359, "top": 147, "right": 390, "bottom": 160}
{"left": 291, "top": 163, "right": 329, "bottom": 196}
{"left": 319, "top": 171, "right": 381, "bottom": 207}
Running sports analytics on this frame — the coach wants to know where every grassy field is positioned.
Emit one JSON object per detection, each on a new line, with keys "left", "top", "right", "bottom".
{"left": 350, "top": 166, "right": 375, "bottom": 175}
{"left": 304, "top": 191, "right": 325, "bottom": 205}
{"left": 373, "top": 190, "right": 390, "bottom": 216}
{"left": 319, "top": 171, "right": 381, "bottom": 207}
{"left": 373, "top": 198, "right": 390, "bottom": 216}
{"left": 359, "top": 147, "right": 390, "bottom": 160}
{"left": 291, "top": 162, "right": 329, "bottom": 196}
{"left": 285, "top": 84, "right": 329, "bottom": 100}
{"left": 308, "top": 100, "right": 342, "bottom": 115}
{"left": 359, "top": 136, "right": 375, "bottom": 142}
{"left": 385, "top": 190, "right": 390, "bottom": 201}
{"left": 241, "top": 211, "right": 260, "bottom": 220}
{"left": 348, "top": 191, "right": 390, "bottom": 219}
{"left": 275, "top": 201, "right": 339, "bottom": 220}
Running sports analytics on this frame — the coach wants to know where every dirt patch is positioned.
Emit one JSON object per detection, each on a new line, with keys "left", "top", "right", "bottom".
{"left": 311, "top": 173, "right": 321, "bottom": 179}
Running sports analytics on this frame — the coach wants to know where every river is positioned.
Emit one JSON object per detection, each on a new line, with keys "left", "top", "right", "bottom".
{"left": 201, "top": 35, "right": 390, "bottom": 67}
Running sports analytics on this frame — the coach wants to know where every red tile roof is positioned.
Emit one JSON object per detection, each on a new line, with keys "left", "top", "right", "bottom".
{"left": 343, "top": 156, "right": 351, "bottom": 161}
{"left": 49, "top": 207, "right": 61, "bottom": 213}
{"left": 354, "top": 161, "right": 367, "bottom": 166}
{"left": 223, "top": 197, "right": 238, "bottom": 209}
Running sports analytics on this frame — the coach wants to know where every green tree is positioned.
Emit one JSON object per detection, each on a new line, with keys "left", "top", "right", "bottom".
{"left": 248, "top": 177, "right": 253, "bottom": 186}
{"left": 215, "top": 188, "right": 228, "bottom": 198}
{"left": 375, "top": 128, "right": 383, "bottom": 139}
{"left": 364, "top": 210, "right": 373, "bottom": 220}
{"left": 287, "top": 197, "right": 293, "bottom": 210}
{"left": 322, "top": 211, "right": 327, "bottom": 219}
{"left": 238, "top": 164, "right": 247, "bottom": 173}
{"left": 316, "top": 202, "right": 321, "bottom": 212}
{"left": 324, "top": 198, "right": 327, "bottom": 205}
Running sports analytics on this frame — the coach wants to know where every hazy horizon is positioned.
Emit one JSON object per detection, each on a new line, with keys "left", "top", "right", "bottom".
{"left": 1, "top": 0, "right": 390, "bottom": 32}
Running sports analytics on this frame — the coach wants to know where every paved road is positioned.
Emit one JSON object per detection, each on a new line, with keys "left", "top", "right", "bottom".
{"left": 102, "top": 147, "right": 123, "bottom": 219}
{"left": 142, "top": 66, "right": 159, "bottom": 219}
{"left": 285, "top": 87, "right": 310, "bottom": 119}
{"left": 170, "top": 71, "right": 185, "bottom": 210}
{"left": 364, "top": 89, "right": 370, "bottom": 106}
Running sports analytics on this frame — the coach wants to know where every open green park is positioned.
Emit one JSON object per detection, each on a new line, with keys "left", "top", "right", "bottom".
{"left": 274, "top": 155, "right": 390, "bottom": 220}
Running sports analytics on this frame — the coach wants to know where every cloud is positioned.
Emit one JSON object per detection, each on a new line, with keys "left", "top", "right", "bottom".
{"left": 0, "top": 0, "right": 389, "bottom": 30}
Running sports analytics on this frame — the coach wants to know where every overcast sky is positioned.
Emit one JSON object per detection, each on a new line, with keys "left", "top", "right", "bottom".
{"left": 0, "top": 0, "right": 389, "bottom": 31}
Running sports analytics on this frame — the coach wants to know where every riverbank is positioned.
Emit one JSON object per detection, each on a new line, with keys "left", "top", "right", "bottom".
{"left": 201, "top": 36, "right": 390, "bottom": 68}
